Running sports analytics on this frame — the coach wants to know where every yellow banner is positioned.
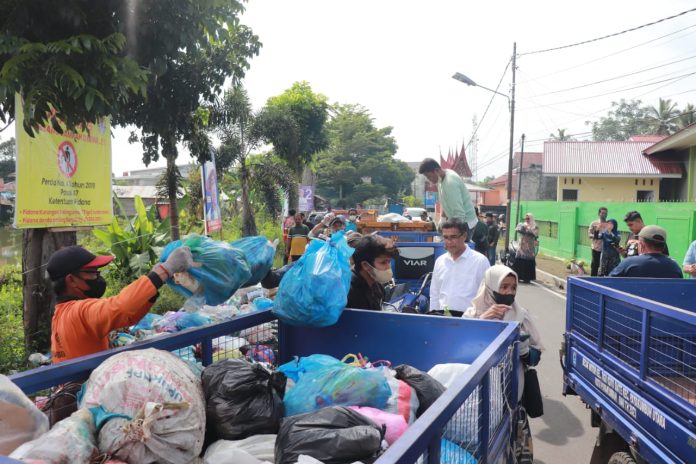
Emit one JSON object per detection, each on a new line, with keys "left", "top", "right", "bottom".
{"left": 14, "top": 95, "right": 113, "bottom": 228}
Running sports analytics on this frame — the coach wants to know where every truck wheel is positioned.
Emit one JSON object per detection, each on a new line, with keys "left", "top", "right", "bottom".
{"left": 608, "top": 451, "right": 637, "bottom": 464}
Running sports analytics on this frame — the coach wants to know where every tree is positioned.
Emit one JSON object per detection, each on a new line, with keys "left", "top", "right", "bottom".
{"left": 678, "top": 103, "right": 696, "bottom": 130}
{"left": 646, "top": 98, "right": 680, "bottom": 135}
{"left": 313, "top": 104, "right": 413, "bottom": 206}
{"left": 120, "top": 1, "right": 261, "bottom": 241}
{"left": 260, "top": 82, "right": 329, "bottom": 209}
{"left": 0, "top": 138, "right": 15, "bottom": 180}
{"left": 549, "top": 128, "right": 574, "bottom": 141}
{"left": 588, "top": 99, "right": 652, "bottom": 141}
{"left": 211, "top": 87, "right": 293, "bottom": 236}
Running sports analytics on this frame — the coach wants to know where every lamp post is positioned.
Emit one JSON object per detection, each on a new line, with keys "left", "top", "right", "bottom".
{"left": 452, "top": 42, "right": 517, "bottom": 256}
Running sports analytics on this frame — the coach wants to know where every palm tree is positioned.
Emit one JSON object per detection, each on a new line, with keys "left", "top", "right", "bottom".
{"left": 678, "top": 103, "right": 696, "bottom": 129}
{"left": 549, "top": 128, "right": 574, "bottom": 141}
{"left": 210, "top": 86, "right": 294, "bottom": 236}
{"left": 646, "top": 98, "right": 680, "bottom": 135}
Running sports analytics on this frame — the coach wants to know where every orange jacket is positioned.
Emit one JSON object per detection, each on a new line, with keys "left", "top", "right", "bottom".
{"left": 51, "top": 274, "right": 161, "bottom": 363}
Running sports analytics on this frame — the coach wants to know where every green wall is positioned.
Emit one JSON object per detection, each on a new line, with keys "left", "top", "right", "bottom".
{"left": 511, "top": 201, "right": 696, "bottom": 265}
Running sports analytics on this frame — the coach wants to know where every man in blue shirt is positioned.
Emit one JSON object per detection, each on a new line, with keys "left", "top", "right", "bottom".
{"left": 609, "top": 225, "right": 682, "bottom": 278}
{"left": 683, "top": 239, "right": 696, "bottom": 278}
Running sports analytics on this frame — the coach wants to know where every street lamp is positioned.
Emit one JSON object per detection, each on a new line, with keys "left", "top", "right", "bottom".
{"left": 452, "top": 42, "right": 517, "bottom": 258}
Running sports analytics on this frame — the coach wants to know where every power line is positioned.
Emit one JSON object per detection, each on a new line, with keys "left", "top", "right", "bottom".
{"left": 463, "top": 59, "right": 511, "bottom": 151}
{"left": 530, "top": 54, "right": 696, "bottom": 97}
{"left": 520, "top": 7, "right": 696, "bottom": 56}
{"left": 524, "top": 23, "right": 696, "bottom": 82}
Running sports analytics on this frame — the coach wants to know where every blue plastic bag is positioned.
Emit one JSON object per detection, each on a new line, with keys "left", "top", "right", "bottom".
{"left": 252, "top": 297, "right": 274, "bottom": 312}
{"left": 153, "top": 310, "right": 212, "bottom": 333}
{"left": 230, "top": 236, "right": 276, "bottom": 286}
{"left": 131, "top": 313, "right": 163, "bottom": 332}
{"left": 273, "top": 232, "right": 354, "bottom": 327}
{"left": 278, "top": 354, "right": 346, "bottom": 383}
{"left": 161, "top": 235, "right": 252, "bottom": 306}
{"left": 283, "top": 363, "right": 392, "bottom": 416}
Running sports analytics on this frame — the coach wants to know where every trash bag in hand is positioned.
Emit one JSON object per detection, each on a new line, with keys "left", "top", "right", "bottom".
{"left": 203, "top": 359, "right": 286, "bottom": 440}
{"left": 283, "top": 363, "right": 392, "bottom": 417}
{"left": 231, "top": 236, "right": 277, "bottom": 286}
{"left": 161, "top": 234, "right": 251, "bottom": 306}
{"left": 273, "top": 231, "right": 354, "bottom": 327}
{"left": 275, "top": 406, "right": 384, "bottom": 464}
{"left": 395, "top": 364, "right": 446, "bottom": 417}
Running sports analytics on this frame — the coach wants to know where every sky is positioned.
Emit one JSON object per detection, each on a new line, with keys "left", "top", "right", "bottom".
{"left": 4, "top": 0, "right": 696, "bottom": 181}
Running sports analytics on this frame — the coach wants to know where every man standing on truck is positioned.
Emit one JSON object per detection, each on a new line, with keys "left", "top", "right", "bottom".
{"left": 588, "top": 207, "right": 608, "bottom": 276}
{"left": 430, "top": 219, "right": 490, "bottom": 313}
{"left": 44, "top": 244, "right": 193, "bottom": 423}
{"left": 609, "top": 225, "right": 682, "bottom": 278}
{"left": 418, "top": 158, "right": 477, "bottom": 230}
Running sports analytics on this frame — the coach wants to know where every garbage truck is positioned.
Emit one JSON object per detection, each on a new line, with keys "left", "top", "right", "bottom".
{"left": 562, "top": 277, "right": 696, "bottom": 464}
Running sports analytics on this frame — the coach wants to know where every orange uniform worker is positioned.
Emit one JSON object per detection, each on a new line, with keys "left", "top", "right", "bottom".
{"left": 47, "top": 245, "right": 193, "bottom": 363}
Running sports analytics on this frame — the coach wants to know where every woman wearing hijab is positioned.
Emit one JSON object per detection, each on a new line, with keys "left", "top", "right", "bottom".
{"left": 598, "top": 218, "right": 621, "bottom": 276}
{"left": 513, "top": 213, "right": 539, "bottom": 283}
{"left": 464, "top": 265, "right": 543, "bottom": 463}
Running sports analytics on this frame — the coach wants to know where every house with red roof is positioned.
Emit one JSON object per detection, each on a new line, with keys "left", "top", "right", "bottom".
{"left": 542, "top": 135, "right": 684, "bottom": 202}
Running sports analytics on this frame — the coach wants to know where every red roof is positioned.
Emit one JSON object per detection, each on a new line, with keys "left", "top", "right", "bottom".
{"left": 488, "top": 173, "right": 509, "bottom": 186}
{"left": 543, "top": 141, "right": 682, "bottom": 178}
{"left": 440, "top": 144, "right": 473, "bottom": 178}
{"left": 627, "top": 135, "right": 668, "bottom": 143}
{"left": 513, "top": 152, "right": 543, "bottom": 169}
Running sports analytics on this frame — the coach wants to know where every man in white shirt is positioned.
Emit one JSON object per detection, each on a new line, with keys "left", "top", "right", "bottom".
{"left": 430, "top": 218, "right": 490, "bottom": 313}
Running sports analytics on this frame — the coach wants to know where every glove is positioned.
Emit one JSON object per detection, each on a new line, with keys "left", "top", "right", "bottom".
{"left": 160, "top": 246, "right": 193, "bottom": 275}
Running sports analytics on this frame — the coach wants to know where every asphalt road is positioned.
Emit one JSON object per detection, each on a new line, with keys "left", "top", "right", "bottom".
{"left": 516, "top": 281, "right": 626, "bottom": 464}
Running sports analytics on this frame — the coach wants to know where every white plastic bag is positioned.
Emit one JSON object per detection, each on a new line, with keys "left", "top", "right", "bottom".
{"left": 0, "top": 374, "right": 49, "bottom": 455}
{"left": 203, "top": 435, "right": 276, "bottom": 464}
{"left": 79, "top": 348, "right": 205, "bottom": 464}
{"left": 10, "top": 409, "right": 97, "bottom": 462}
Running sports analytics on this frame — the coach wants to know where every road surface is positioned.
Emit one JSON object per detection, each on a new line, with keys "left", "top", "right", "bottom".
{"left": 517, "top": 281, "right": 626, "bottom": 464}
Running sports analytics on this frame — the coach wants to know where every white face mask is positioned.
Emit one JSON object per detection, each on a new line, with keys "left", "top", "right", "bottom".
{"left": 349, "top": 215, "right": 357, "bottom": 221}
{"left": 366, "top": 263, "right": 393, "bottom": 284}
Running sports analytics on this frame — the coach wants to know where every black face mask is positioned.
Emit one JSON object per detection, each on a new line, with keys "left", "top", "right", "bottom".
{"left": 83, "top": 276, "right": 107, "bottom": 298}
{"left": 493, "top": 291, "right": 515, "bottom": 306}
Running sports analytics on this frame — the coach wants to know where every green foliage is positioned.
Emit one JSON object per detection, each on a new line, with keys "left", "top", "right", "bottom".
{"left": 92, "top": 196, "right": 171, "bottom": 281}
{"left": 314, "top": 103, "right": 414, "bottom": 206}
{"left": 0, "top": 265, "right": 26, "bottom": 374}
{"left": 549, "top": 128, "right": 574, "bottom": 141}
{"left": 402, "top": 195, "right": 424, "bottom": 207}
{"left": 261, "top": 81, "right": 329, "bottom": 182}
{"left": 645, "top": 98, "right": 680, "bottom": 135}
{"left": 0, "top": 137, "right": 15, "bottom": 180}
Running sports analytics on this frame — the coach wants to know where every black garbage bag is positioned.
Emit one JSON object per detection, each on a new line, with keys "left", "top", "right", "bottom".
{"left": 275, "top": 406, "right": 384, "bottom": 464}
{"left": 202, "top": 359, "right": 286, "bottom": 440}
{"left": 394, "top": 364, "right": 446, "bottom": 417}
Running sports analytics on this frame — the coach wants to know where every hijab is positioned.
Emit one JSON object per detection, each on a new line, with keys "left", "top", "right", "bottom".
{"left": 464, "top": 265, "right": 544, "bottom": 354}
{"left": 524, "top": 213, "right": 537, "bottom": 229}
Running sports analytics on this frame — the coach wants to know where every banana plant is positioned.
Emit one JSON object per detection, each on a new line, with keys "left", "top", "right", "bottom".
{"left": 93, "top": 195, "right": 171, "bottom": 281}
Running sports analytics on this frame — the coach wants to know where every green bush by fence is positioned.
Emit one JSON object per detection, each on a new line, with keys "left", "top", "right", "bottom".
{"left": 511, "top": 201, "right": 696, "bottom": 266}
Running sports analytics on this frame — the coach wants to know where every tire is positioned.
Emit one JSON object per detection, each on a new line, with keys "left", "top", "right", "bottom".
{"left": 608, "top": 451, "right": 637, "bottom": 464}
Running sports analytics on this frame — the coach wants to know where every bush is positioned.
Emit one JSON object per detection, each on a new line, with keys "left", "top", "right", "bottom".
{"left": 0, "top": 265, "right": 27, "bottom": 374}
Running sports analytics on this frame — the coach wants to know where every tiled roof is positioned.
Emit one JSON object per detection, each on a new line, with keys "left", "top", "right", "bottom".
{"left": 543, "top": 141, "right": 682, "bottom": 178}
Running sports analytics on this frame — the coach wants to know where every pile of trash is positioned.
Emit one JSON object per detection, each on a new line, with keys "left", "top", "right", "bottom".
{"left": 4, "top": 347, "right": 487, "bottom": 464}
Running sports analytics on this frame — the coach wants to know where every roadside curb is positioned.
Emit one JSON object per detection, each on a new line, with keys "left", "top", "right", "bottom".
{"left": 535, "top": 268, "right": 567, "bottom": 294}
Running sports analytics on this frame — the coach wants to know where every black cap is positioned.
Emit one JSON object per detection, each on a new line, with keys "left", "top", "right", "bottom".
{"left": 47, "top": 246, "right": 113, "bottom": 281}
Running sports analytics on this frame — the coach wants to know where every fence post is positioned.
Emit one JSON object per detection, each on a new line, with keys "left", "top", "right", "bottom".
{"left": 201, "top": 336, "right": 213, "bottom": 366}
{"left": 479, "top": 371, "right": 491, "bottom": 462}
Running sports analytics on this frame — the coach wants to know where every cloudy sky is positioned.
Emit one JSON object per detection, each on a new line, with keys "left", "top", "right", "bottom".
{"left": 5, "top": 1, "right": 696, "bottom": 180}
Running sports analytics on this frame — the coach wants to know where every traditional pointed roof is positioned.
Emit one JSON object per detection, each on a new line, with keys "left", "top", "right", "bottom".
{"left": 439, "top": 143, "right": 473, "bottom": 178}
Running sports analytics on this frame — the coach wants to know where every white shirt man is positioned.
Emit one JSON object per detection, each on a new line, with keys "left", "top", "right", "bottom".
{"left": 430, "top": 220, "right": 490, "bottom": 312}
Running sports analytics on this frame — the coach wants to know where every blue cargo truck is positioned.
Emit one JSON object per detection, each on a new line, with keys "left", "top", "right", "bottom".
{"left": 7, "top": 309, "right": 520, "bottom": 463}
{"left": 562, "top": 277, "right": 696, "bottom": 464}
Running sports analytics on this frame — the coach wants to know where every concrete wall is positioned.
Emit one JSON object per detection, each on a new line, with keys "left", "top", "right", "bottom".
{"left": 519, "top": 169, "right": 556, "bottom": 201}
{"left": 512, "top": 200, "right": 696, "bottom": 268}
{"left": 556, "top": 176, "right": 660, "bottom": 202}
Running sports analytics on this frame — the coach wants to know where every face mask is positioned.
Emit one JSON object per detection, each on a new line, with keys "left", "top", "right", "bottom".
{"left": 83, "top": 275, "right": 107, "bottom": 298}
{"left": 367, "top": 263, "right": 393, "bottom": 284}
{"left": 349, "top": 215, "right": 356, "bottom": 221}
{"left": 493, "top": 291, "right": 515, "bottom": 306}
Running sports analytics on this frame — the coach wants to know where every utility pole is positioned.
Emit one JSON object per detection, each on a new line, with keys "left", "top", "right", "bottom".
{"left": 515, "top": 133, "right": 526, "bottom": 228}
{"left": 470, "top": 115, "right": 479, "bottom": 180}
{"left": 504, "top": 42, "right": 517, "bottom": 255}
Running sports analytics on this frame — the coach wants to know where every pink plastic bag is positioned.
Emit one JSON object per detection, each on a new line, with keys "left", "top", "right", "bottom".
{"left": 349, "top": 406, "right": 408, "bottom": 445}
{"left": 384, "top": 374, "right": 419, "bottom": 424}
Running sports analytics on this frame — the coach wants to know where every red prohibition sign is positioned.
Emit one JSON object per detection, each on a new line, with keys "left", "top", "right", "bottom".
{"left": 57, "top": 141, "right": 78, "bottom": 178}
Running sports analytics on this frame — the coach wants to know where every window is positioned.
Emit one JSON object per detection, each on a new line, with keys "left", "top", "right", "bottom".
{"left": 537, "top": 220, "right": 559, "bottom": 239}
{"left": 562, "top": 189, "right": 578, "bottom": 201}
{"left": 637, "top": 190, "right": 655, "bottom": 202}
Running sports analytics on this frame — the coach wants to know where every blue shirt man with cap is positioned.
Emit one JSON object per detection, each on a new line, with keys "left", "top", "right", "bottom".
{"left": 609, "top": 225, "right": 682, "bottom": 278}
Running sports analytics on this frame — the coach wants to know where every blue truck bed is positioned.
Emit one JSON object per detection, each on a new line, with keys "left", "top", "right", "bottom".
{"left": 9, "top": 309, "right": 520, "bottom": 463}
{"left": 563, "top": 277, "right": 696, "bottom": 463}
